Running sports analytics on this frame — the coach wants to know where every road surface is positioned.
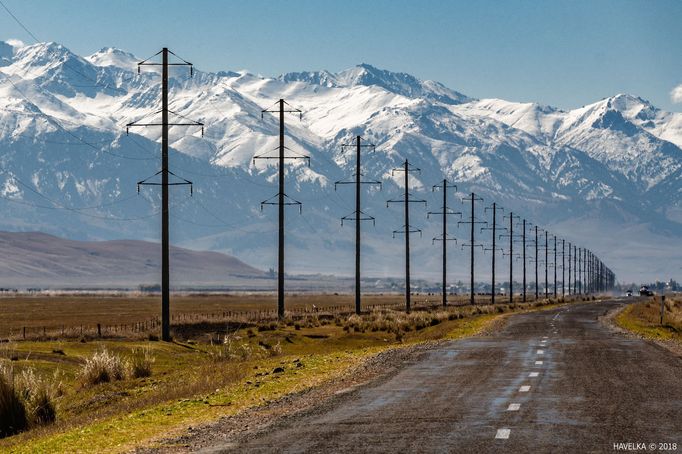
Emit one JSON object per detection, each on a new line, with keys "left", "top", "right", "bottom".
{"left": 204, "top": 300, "right": 682, "bottom": 453}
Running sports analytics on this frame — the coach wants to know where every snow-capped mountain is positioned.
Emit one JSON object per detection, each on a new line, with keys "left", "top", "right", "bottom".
{"left": 0, "top": 40, "right": 680, "bottom": 283}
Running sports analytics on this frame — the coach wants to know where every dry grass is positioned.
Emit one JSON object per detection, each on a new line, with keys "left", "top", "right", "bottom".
{"left": 80, "top": 349, "right": 130, "bottom": 386}
{"left": 130, "top": 347, "right": 155, "bottom": 379}
{"left": 0, "top": 293, "right": 505, "bottom": 338}
{"left": 341, "top": 299, "right": 559, "bottom": 340}
{"left": 0, "top": 363, "right": 28, "bottom": 438}
{"left": 0, "top": 362, "right": 61, "bottom": 438}
{"left": 616, "top": 295, "right": 682, "bottom": 342}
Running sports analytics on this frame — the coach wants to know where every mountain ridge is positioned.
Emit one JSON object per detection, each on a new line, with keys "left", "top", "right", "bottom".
{"left": 0, "top": 39, "right": 680, "bottom": 282}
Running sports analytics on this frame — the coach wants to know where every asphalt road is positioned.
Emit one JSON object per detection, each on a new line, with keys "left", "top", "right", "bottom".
{"left": 207, "top": 300, "right": 682, "bottom": 453}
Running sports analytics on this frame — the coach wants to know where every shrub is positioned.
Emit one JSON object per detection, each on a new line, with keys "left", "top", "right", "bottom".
{"left": 270, "top": 341, "right": 282, "bottom": 357}
{"left": 80, "top": 348, "right": 130, "bottom": 385}
{"left": 0, "top": 365, "right": 28, "bottom": 438}
{"left": 130, "top": 347, "right": 155, "bottom": 379}
{"left": 16, "top": 369, "right": 58, "bottom": 426}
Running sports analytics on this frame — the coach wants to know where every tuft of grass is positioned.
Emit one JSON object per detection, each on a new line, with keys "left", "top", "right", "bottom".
{"left": 130, "top": 346, "right": 155, "bottom": 379}
{"left": 80, "top": 348, "right": 130, "bottom": 386}
{"left": 0, "top": 362, "right": 60, "bottom": 438}
{"left": 0, "top": 363, "right": 28, "bottom": 438}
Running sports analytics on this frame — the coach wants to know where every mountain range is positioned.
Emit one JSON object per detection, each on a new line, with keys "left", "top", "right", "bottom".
{"left": 0, "top": 40, "right": 680, "bottom": 284}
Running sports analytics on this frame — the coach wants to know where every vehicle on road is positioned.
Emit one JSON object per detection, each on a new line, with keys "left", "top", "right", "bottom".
{"left": 639, "top": 286, "right": 654, "bottom": 296}
{"left": 626, "top": 290, "right": 633, "bottom": 297}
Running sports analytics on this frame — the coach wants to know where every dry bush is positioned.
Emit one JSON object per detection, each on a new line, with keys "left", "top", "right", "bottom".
{"left": 80, "top": 348, "right": 130, "bottom": 386}
{"left": 211, "top": 333, "right": 255, "bottom": 362}
{"left": 130, "top": 346, "right": 155, "bottom": 379}
{"left": 15, "top": 369, "right": 57, "bottom": 426}
{"left": 0, "top": 362, "right": 60, "bottom": 437}
{"left": 0, "top": 362, "right": 28, "bottom": 438}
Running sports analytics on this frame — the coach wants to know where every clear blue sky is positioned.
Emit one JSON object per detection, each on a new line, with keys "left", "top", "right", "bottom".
{"left": 1, "top": 0, "right": 681, "bottom": 111}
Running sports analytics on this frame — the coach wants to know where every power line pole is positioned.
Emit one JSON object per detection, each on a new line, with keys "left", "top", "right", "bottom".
{"left": 255, "top": 99, "right": 308, "bottom": 320}
{"left": 335, "top": 136, "right": 381, "bottom": 315}
{"left": 534, "top": 226, "right": 541, "bottom": 300}
{"left": 126, "top": 48, "right": 203, "bottom": 342}
{"left": 544, "top": 230, "right": 549, "bottom": 299}
{"left": 482, "top": 203, "right": 505, "bottom": 304}
{"left": 561, "top": 239, "right": 566, "bottom": 297}
{"left": 578, "top": 248, "right": 583, "bottom": 295}
{"left": 553, "top": 235, "right": 557, "bottom": 298}
{"left": 521, "top": 219, "right": 529, "bottom": 302}
{"left": 427, "top": 180, "right": 460, "bottom": 307}
{"left": 387, "top": 160, "right": 426, "bottom": 313}
{"left": 499, "top": 212, "right": 520, "bottom": 305}
{"left": 583, "top": 248, "right": 588, "bottom": 295}
{"left": 568, "top": 241, "right": 572, "bottom": 296}
{"left": 459, "top": 193, "right": 486, "bottom": 305}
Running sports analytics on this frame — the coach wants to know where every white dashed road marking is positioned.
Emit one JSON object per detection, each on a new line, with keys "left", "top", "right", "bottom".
{"left": 529, "top": 372, "right": 539, "bottom": 377}
{"left": 535, "top": 360, "right": 543, "bottom": 365}
{"left": 495, "top": 428, "right": 511, "bottom": 439}
{"left": 519, "top": 385, "right": 531, "bottom": 392}
{"left": 537, "top": 350, "right": 544, "bottom": 355}
{"left": 507, "top": 403, "right": 521, "bottom": 411}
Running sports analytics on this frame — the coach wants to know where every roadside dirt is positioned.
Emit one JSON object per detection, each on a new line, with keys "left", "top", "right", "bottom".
{"left": 600, "top": 300, "right": 682, "bottom": 358}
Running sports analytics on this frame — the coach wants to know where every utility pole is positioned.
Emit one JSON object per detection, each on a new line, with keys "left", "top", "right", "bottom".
{"left": 255, "top": 99, "right": 308, "bottom": 320}
{"left": 522, "top": 220, "right": 528, "bottom": 303}
{"left": 126, "top": 48, "right": 203, "bottom": 342}
{"left": 553, "top": 235, "right": 557, "bottom": 298}
{"left": 583, "top": 248, "right": 588, "bottom": 295}
{"left": 427, "top": 180, "right": 460, "bottom": 307}
{"left": 568, "top": 242, "right": 572, "bottom": 295}
{"left": 578, "top": 248, "right": 583, "bottom": 295}
{"left": 500, "top": 212, "right": 520, "bottom": 305}
{"left": 561, "top": 239, "right": 566, "bottom": 297}
{"left": 459, "top": 193, "right": 486, "bottom": 305}
{"left": 335, "top": 136, "right": 381, "bottom": 314}
{"left": 534, "top": 226, "right": 541, "bottom": 300}
{"left": 482, "top": 203, "right": 505, "bottom": 304}
{"left": 544, "top": 230, "right": 549, "bottom": 299}
{"left": 387, "top": 160, "right": 426, "bottom": 313}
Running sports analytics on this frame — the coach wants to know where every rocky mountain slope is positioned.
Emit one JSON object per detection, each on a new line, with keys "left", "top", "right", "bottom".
{"left": 0, "top": 40, "right": 680, "bottom": 283}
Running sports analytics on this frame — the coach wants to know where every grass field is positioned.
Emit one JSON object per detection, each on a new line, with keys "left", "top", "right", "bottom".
{"left": 615, "top": 294, "right": 682, "bottom": 342}
{"left": 0, "top": 294, "right": 590, "bottom": 452}
{"left": 0, "top": 293, "right": 537, "bottom": 339}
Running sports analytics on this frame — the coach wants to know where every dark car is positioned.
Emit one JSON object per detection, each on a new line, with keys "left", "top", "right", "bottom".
{"left": 626, "top": 290, "right": 633, "bottom": 297}
{"left": 639, "top": 286, "right": 654, "bottom": 296}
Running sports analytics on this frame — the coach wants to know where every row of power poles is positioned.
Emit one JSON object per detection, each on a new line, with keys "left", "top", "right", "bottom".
{"left": 129, "top": 49, "right": 616, "bottom": 340}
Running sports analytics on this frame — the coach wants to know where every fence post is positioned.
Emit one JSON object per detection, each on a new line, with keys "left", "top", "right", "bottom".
{"left": 23, "top": 326, "right": 26, "bottom": 339}
{"left": 97, "top": 323, "right": 102, "bottom": 338}
{"left": 660, "top": 295, "right": 665, "bottom": 325}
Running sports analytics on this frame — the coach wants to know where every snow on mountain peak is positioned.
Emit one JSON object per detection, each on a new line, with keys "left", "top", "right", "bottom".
{"left": 86, "top": 47, "right": 139, "bottom": 69}
{"left": 0, "top": 40, "right": 681, "bottom": 281}
{"left": 280, "top": 63, "right": 472, "bottom": 105}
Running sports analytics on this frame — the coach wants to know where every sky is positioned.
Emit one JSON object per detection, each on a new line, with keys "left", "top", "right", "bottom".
{"left": 0, "top": 0, "right": 681, "bottom": 112}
